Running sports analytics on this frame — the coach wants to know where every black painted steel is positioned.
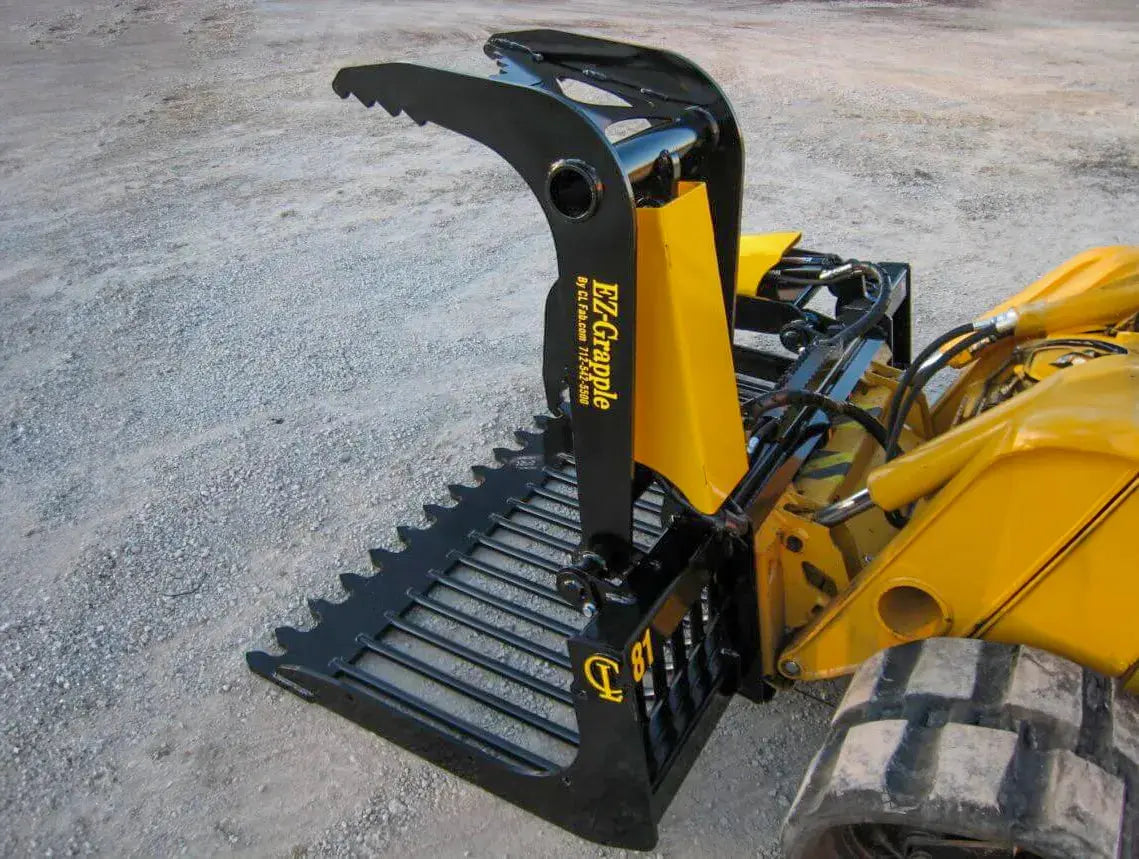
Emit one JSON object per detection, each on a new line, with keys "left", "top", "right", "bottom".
{"left": 246, "top": 273, "right": 911, "bottom": 845}
{"left": 248, "top": 414, "right": 754, "bottom": 850}
{"left": 333, "top": 30, "right": 743, "bottom": 566}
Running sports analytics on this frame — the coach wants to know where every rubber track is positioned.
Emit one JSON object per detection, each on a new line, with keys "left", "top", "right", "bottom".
{"left": 782, "top": 638, "right": 1139, "bottom": 858}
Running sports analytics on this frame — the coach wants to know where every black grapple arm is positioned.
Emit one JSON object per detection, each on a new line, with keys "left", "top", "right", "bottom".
{"left": 333, "top": 30, "right": 743, "bottom": 567}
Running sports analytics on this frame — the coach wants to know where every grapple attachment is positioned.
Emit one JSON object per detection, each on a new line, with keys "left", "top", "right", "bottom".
{"left": 248, "top": 31, "right": 763, "bottom": 849}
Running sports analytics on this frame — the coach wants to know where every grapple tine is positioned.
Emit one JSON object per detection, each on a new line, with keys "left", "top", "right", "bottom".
{"left": 339, "top": 572, "right": 366, "bottom": 593}
{"left": 274, "top": 625, "right": 305, "bottom": 649}
{"left": 250, "top": 410, "right": 738, "bottom": 852}
{"left": 308, "top": 598, "right": 333, "bottom": 622}
{"left": 423, "top": 503, "right": 449, "bottom": 522}
{"left": 368, "top": 548, "right": 399, "bottom": 570}
{"left": 396, "top": 525, "right": 423, "bottom": 547}
{"left": 448, "top": 483, "right": 475, "bottom": 501}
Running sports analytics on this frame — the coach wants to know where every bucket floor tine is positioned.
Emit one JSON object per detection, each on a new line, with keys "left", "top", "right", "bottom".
{"left": 248, "top": 413, "right": 750, "bottom": 850}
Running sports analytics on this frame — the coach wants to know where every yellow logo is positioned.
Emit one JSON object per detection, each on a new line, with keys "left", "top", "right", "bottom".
{"left": 583, "top": 654, "right": 623, "bottom": 703}
{"left": 573, "top": 276, "right": 621, "bottom": 411}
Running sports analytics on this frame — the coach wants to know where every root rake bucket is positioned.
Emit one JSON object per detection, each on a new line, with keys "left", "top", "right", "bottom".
{"left": 247, "top": 415, "right": 753, "bottom": 849}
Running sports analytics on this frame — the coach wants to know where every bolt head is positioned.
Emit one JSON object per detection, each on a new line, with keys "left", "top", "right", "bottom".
{"left": 781, "top": 659, "right": 801, "bottom": 677}
{"left": 582, "top": 602, "right": 597, "bottom": 618}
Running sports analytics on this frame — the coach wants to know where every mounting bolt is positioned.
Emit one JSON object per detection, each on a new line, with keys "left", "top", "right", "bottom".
{"left": 582, "top": 602, "right": 597, "bottom": 618}
{"left": 781, "top": 659, "right": 801, "bottom": 677}
{"left": 784, "top": 535, "right": 804, "bottom": 553}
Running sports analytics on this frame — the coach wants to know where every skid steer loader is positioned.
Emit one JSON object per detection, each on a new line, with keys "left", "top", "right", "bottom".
{"left": 247, "top": 31, "right": 1139, "bottom": 857}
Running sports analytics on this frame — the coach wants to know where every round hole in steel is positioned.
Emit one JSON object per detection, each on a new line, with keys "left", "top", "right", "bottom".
{"left": 877, "top": 584, "right": 946, "bottom": 639}
{"left": 547, "top": 160, "right": 601, "bottom": 221}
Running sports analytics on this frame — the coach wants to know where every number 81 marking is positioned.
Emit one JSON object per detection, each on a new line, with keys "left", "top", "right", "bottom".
{"left": 630, "top": 628, "right": 655, "bottom": 683}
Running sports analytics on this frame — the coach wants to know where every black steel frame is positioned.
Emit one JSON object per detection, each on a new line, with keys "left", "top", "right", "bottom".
{"left": 249, "top": 416, "right": 757, "bottom": 849}
{"left": 248, "top": 30, "right": 913, "bottom": 852}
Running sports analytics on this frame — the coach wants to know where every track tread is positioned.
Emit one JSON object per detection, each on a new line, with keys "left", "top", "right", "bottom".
{"left": 784, "top": 638, "right": 1138, "bottom": 858}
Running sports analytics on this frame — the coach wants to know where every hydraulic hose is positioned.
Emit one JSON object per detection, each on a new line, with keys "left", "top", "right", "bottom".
{"left": 814, "top": 277, "right": 1139, "bottom": 532}
{"left": 884, "top": 326, "right": 997, "bottom": 461}
{"left": 883, "top": 322, "right": 977, "bottom": 426}
{"left": 822, "top": 260, "right": 895, "bottom": 347}
{"left": 767, "top": 259, "right": 895, "bottom": 345}
{"left": 747, "top": 389, "right": 891, "bottom": 453}
{"left": 880, "top": 326, "right": 1000, "bottom": 527}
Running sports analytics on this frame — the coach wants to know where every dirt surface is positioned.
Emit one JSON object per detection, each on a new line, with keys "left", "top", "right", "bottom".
{"left": 2, "top": 0, "right": 1137, "bottom": 856}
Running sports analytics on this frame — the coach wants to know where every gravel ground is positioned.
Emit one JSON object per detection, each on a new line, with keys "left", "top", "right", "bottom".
{"left": 2, "top": 0, "right": 1137, "bottom": 856}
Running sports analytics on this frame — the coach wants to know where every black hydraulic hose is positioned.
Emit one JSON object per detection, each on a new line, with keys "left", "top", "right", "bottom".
{"left": 884, "top": 327, "right": 998, "bottom": 461}
{"left": 746, "top": 389, "right": 891, "bottom": 453}
{"left": 764, "top": 260, "right": 894, "bottom": 343}
{"left": 883, "top": 321, "right": 979, "bottom": 440}
{"left": 825, "top": 260, "right": 895, "bottom": 348}
{"left": 880, "top": 326, "right": 1003, "bottom": 528}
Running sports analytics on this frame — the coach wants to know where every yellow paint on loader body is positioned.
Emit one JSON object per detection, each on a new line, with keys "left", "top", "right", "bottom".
{"left": 763, "top": 247, "right": 1139, "bottom": 689}
{"left": 736, "top": 231, "right": 802, "bottom": 296}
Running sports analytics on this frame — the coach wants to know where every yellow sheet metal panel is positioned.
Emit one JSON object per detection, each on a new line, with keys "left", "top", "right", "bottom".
{"left": 977, "top": 245, "right": 1139, "bottom": 326}
{"left": 868, "top": 354, "right": 1139, "bottom": 512}
{"left": 1015, "top": 273, "right": 1139, "bottom": 337}
{"left": 735, "top": 231, "right": 802, "bottom": 297}
{"left": 783, "top": 451, "right": 1134, "bottom": 679}
{"left": 984, "top": 479, "right": 1139, "bottom": 678}
{"left": 755, "top": 365, "right": 915, "bottom": 678}
{"left": 778, "top": 352, "right": 1139, "bottom": 680}
{"left": 754, "top": 516, "right": 786, "bottom": 679}
{"left": 947, "top": 245, "right": 1139, "bottom": 366}
{"left": 633, "top": 181, "right": 747, "bottom": 513}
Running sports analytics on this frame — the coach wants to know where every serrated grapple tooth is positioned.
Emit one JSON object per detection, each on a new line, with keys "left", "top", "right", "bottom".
{"left": 423, "top": 503, "right": 449, "bottom": 522}
{"left": 308, "top": 598, "right": 333, "bottom": 621}
{"left": 471, "top": 464, "right": 492, "bottom": 482}
{"left": 448, "top": 483, "right": 475, "bottom": 501}
{"left": 514, "top": 428, "right": 539, "bottom": 445}
{"left": 493, "top": 447, "right": 517, "bottom": 464}
{"left": 368, "top": 547, "right": 399, "bottom": 569}
{"left": 339, "top": 572, "right": 367, "bottom": 593}
{"left": 274, "top": 625, "right": 305, "bottom": 649}
{"left": 396, "top": 525, "right": 422, "bottom": 547}
{"left": 533, "top": 414, "right": 550, "bottom": 428}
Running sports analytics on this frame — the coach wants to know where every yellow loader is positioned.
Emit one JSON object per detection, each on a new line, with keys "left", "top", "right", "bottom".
{"left": 247, "top": 31, "right": 1139, "bottom": 857}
